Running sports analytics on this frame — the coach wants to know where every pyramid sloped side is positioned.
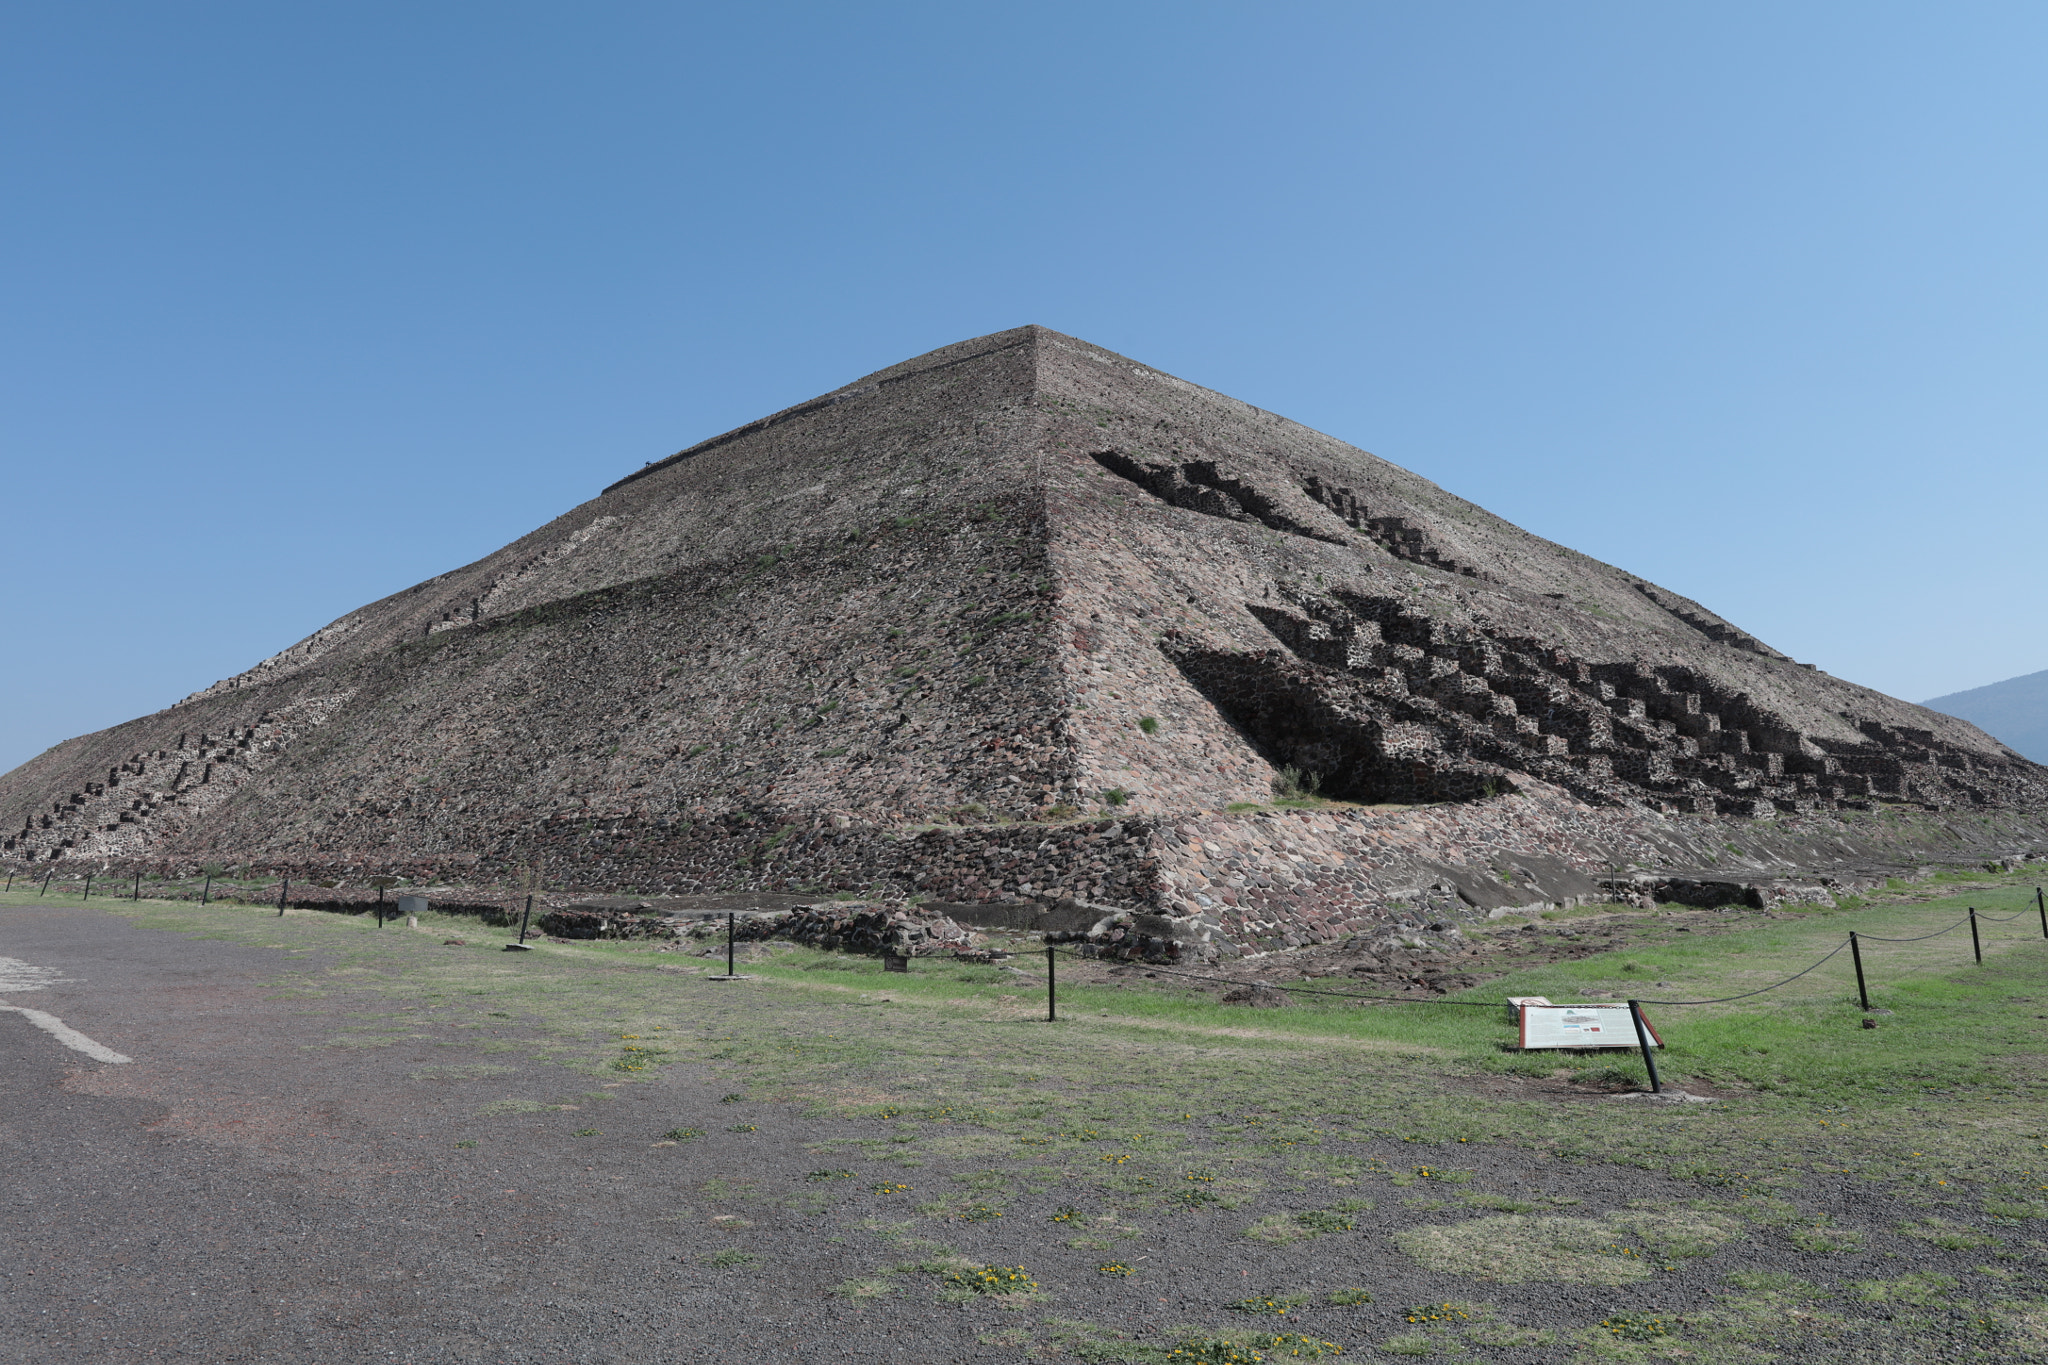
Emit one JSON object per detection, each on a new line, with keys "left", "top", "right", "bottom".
{"left": 6, "top": 326, "right": 2044, "bottom": 875}
{"left": 169, "top": 326, "right": 1051, "bottom": 708}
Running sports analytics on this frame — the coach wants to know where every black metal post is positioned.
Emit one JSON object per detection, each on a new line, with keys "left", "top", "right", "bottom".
{"left": 727, "top": 912, "right": 736, "bottom": 978}
{"left": 1626, "top": 999, "right": 1662, "bottom": 1094}
{"left": 1046, "top": 944, "right": 1057, "bottom": 1022}
{"left": 82, "top": 872, "right": 93, "bottom": 901}
{"left": 133, "top": 872, "right": 142, "bottom": 901}
{"left": 2037, "top": 887, "right": 2045, "bottom": 940}
{"left": 1970, "top": 907, "right": 1981, "bottom": 963}
{"left": 5, "top": 868, "right": 13, "bottom": 892}
{"left": 201, "top": 873, "right": 211, "bottom": 905}
{"left": 1850, "top": 931, "right": 1870, "bottom": 1011}
{"left": 519, "top": 893, "right": 533, "bottom": 944}
{"left": 278, "top": 878, "right": 288, "bottom": 916}
{"left": 40, "top": 870, "right": 53, "bottom": 898}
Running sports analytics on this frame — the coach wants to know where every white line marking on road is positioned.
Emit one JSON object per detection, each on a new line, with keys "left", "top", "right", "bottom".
{"left": 0, "top": 1005, "right": 132, "bottom": 1063}
{"left": 0, "top": 956, "right": 74, "bottom": 992}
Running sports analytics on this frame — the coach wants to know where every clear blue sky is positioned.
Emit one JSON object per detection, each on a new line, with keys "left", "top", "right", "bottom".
{"left": 4, "top": 2, "right": 2044, "bottom": 774}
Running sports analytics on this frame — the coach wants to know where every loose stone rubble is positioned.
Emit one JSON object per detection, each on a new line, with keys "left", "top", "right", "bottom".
{"left": 6, "top": 326, "right": 2045, "bottom": 957}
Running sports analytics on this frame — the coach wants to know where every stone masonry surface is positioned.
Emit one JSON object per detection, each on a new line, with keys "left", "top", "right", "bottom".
{"left": 6, "top": 326, "right": 2044, "bottom": 954}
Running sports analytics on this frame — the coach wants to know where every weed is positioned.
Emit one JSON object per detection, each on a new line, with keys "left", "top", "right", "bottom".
{"left": 1101, "top": 788, "right": 1133, "bottom": 807}
{"left": 1138, "top": 716, "right": 1160, "bottom": 735}
{"left": 830, "top": 1277, "right": 895, "bottom": 1300}
{"left": 1789, "top": 1223, "right": 1864, "bottom": 1253}
{"left": 1725, "top": 1270, "right": 1825, "bottom": 1298}
{"left": 1295, "top": 1209, "right": 1356, "bottom": 1234}
{"left": 1460, "top": 1192, "right": 1534, "bottom": 1213}
{"left": 872, "top": 1182, "right": 912, "bottom": 1195}
{"left": 1400, "top": 1303, "right": 1470, "bottom": 1324}
{"left": 1853, "top": 1271, "right": 1958, "bottom": 1304}
{"left": 943, "top": 1264, "right": 1038, "bottom": 1295}
{"left": 701, "top": 1249, "right": 760, "bottom": 1268}
{"left": 1983, "top": 1197, "right": 2048, "bottom": 1220}
{"left": 1097, "top": 1262, "right": 1135, "bottom": 1277}
{"left": 1170, "top": 1333, "right": 1343, "bottom": 1361}
{"left": 662, "top": 1127, "right": 703, "bottom": 1141}
{"left": 1050, "top": 1207, "right": 1084, "bottom": 1223}
{"left": 1598, "top": 1313, "right": 1669, "bottom": 1340}
{"left": 1396, "top": 1211, "right": 1736, "bottom": 1284}
{"left": 960, "top": 1204, "right": 1003, "bottom": 1222}
{"left": 1328, "top": 1287, "right": 1374, "bottom": 1305}
{"left": 572, "top": 1128, "right": 600, "bottom": 1137}
{"left": 1228, "top": 1292, "right": 1307, "bottom": 1316}
{"left": 1243, "top": 1215, "right": 1307, "bottom": 1244}
{"left": 1405, "top": 1165, "right": 1473, "bottom": 1184}
{"left": 1271, "top": 766, "right": 1323, "bottom": 802}
{"left": 1899, "top": 1217, "right": 1998, "bottom": 1250}
{"left": 806, "top": 1169, "right": 854, "bottom": 1182}
{"left": 727, "top": 1124, "right": 757, "bottom": 1133}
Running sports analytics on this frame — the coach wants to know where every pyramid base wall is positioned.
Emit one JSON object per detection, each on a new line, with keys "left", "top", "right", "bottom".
{"left": 30, "top": 785, "right": 2048, "bottom": 959}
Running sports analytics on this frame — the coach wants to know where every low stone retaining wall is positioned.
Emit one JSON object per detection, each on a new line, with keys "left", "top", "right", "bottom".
{"left": 20, "top": 781, "right": 2048, "bottom": 957}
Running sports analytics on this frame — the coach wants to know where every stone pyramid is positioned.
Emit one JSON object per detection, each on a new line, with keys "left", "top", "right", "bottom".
{"left": 6, "top": 326, "right": 2042, "bottom": 926}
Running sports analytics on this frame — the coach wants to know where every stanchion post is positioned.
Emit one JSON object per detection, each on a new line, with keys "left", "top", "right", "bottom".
{"left": 727, "top": 912, "right": 736, "bottom": 978}
{"left": 1626, "top": 999, "right": 1662, "bottom": 1094}
{"left": 5, "top": 867, "right": 13, "bottom": 892}
{"left": 278, "top": 878, "right": 289, "bottom": 917}
{"left": 40, "top": 870, "right": 53, "bottom": 898}
{"left": 133, "top": 872, "right": 142, "bottom": 901}
{"left": 519, "top": 893, "right": 533, "bottom": 944}
{"left": 1970, "top": 907, "right": 1981, "bottom": 964}
{"left": 1045, "top": 944, "right": 1057, "bottom": 1022}
{"left": 201, "top": 872, "right": 211, "bottom": 905}
{"left": 2037, "top": 887, "right": 2045, "bottom": 940}
{"left": 1850, "top": 931, "right": 1870, "bottom": 1011}
{"left": 82, "top": 872, "right": 93, "bottom": 901}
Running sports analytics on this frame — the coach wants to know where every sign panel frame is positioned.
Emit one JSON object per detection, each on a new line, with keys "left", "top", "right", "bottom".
{"left": 1517, "top": 1002, "right": 1662, "bottom": 1050}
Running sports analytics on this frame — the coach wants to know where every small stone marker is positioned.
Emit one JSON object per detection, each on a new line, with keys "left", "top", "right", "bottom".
{"left": 397, "top": 895, "right": 427, "bottom": 920}
{"left": 1517, "top": 1002, "right": 1659, "bottom": 1050}
{"left": 882, "top": 950, "right": 909, "bottom": 973}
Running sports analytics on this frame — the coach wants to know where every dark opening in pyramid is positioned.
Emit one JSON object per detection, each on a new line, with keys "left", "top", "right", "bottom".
{"left": 5, "top": 326, "right": 2041, "bottom": 934}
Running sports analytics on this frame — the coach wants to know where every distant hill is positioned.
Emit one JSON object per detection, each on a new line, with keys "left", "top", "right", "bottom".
{"left": 1924, "top": 669, "right": 2048, "bottom": 763}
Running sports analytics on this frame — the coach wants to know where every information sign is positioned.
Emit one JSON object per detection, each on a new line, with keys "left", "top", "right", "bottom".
{"left": 1517, "top": 1003, "right": 1661, "bottom": 1051}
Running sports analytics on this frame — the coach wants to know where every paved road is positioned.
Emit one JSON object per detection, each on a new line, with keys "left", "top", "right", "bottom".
{"left": 0, "top": 904, "right": 990, "bottom": 1364}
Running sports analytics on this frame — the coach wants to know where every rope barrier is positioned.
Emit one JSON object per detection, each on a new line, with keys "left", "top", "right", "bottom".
{"left": 1854, "top": 916, "right": 1973, "bottom": 943}
{"left": 1631, "top": 939, "right": 1854, "bottom": 1006}
{"left": 1047, "top": 945, "right": 1501, "bottom": 1006}
{"left": 1044, "top": 893, "right": 2042, "bottom": 1018}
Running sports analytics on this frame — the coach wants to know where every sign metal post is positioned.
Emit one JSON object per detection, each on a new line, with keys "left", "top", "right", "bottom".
{"left": 1626, "top": 999, "right": 1662, "bottom": 1094}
